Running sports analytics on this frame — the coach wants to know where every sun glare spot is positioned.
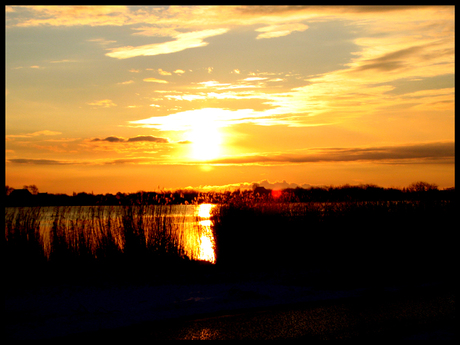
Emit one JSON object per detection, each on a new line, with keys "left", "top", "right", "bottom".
{"left": 272, "top": 189, "right": 282, "bottom": 199}
{"left": 195, "top": 203, "right": 216, "bottom": 263}
{"left": 184, "top": 109, "right": 223, "bottom": 161}
{"left": 200, "top": 165, "right": 214, "bottom": 172}
{"left": 197, "top": 203, "right": 215, "bottom": 218}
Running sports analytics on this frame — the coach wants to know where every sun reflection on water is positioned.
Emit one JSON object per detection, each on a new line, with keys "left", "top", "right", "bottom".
{"left": 195, "top": 203, "right": 216, "bottom": 263}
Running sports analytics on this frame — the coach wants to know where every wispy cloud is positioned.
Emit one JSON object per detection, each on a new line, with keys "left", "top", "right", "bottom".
{"left": 8, "top": 141, "right": 453, "bottom": 168}
{"left": 143, "top": 78, "right": 168, "bottom": 84}
{"left": 255, "top": 23, "right": 308, "bottom": 39}
{"left": 87, "top": 38, "right": 117, "bottom": 46}
{"left": 7, "top": 157, "right": 152, "bottom": 166}
{"left": 8, "top": 6, "right": 133, "bottom": 27}
{"left": 7, "top": 130, "right": 62, "bottom": 138}
{"left": 117, "top": 80, "right": 134, "bottom": 85}
{"left": 87, "top": 99, "right": 117, "bottom": 108}
{"left": 8, "top": 158, "right": 74, "bottom": 165}
{"left": 128, "top": 108, "right": 273, "bottom": 131}
{"left": 106, "top": 28, "right": 229, "bottom": 59}
{"left": 50, "top": 59, "right": 77, "bottom": 63}
{"left": 30, "top": 130, "right": 61, "bottom": 136}
{"left": 210, "top": 142, "right": 454, "bottom": 165}
{"left": 157, "top": 68, "right": 172, "bottom": 75}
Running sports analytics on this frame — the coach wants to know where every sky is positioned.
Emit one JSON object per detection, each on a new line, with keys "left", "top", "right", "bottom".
{"left": 5, "top": 5, "right": 455, "bottom": 194}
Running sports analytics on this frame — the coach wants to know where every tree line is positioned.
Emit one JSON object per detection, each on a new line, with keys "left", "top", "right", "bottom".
{"left": 4, "top": 181, "right": 454, "bottom": 207}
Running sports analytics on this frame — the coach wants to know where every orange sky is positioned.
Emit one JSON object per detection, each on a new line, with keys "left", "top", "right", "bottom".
{"left": 6, "top": 6, "right": 455, "bottom": 194}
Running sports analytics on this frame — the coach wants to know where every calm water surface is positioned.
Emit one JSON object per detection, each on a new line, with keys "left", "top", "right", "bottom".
{"left": 5, "top": 204, "right": 217, "bottom": 263}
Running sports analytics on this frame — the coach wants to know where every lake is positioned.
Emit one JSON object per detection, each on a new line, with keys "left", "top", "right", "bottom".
{"left": 5, "top": 204, "right": 217, "bottom": 263}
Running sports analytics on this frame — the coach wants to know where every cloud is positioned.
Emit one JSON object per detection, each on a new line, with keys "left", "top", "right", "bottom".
{"left": 257, "top": 179, "right": 312, "bottom": 190}
{"left": 8, "top": 6, "right": 451, "bottom": 32}
{"left": 8, "top": 158, "right": 73, "bottom": 165}
{"left": 50, "top": 59, "right": 77, "bottom": 63}
{"left": 182, "top": 179, "right": 312, "bottom": 192}
{"left": 91, "top": 136, "right": 124, "bottom": 143}
{"left": 127, "top": 136, "right": 168, "bottom": 143}
{"left": 8, "top": 5, "right": 133, "bottom": 27}
{"left": 350, "top": 42, "right": 449, "bottom": 74}
{"left": 87, "top": 99, "right": 117, "bottom": 107}
{"left": 118, "top": 80, "right": 134, "bottom": 85}
{"left": 102, "top": 158, "right": 152, "bottom": 165}
{"left": 210, "top": 142, "right": 454, "bottom": 165}
{"left": 7, "top": 157, "right": 150, "bottom": 166}
{"left": 128, "top": 106, "right": 330, "bottom": 131}
{"left": 242, "top": 77, "right": 267, "bottom": 81}
{"left": 128, "top": 108, "right": 268, "bottom": 131}
{"left": 7, "top": 130, "right": 62, "bottom": 138}
{"left": 30, "top": 130, "right": 62, "bottom": 136}
{"left": 157, "top": 68, "right": 172, "bottom": 75}
{"left": 91, "top": 135, "right": 169, "bottom": 143}
{"left": 105, "top": 28, "right": 229, "bottom": 59}
{"left": 143, "top": 78, "right": 168, "bottom": 84}
{"left": 174, "top": 69, "right": 185, "bottom": 74}
{"left": 87, "top": 38, "right": 117, "bottom": 46}
{"left": 255, "top": 23, "right": 308, "bottom": 39}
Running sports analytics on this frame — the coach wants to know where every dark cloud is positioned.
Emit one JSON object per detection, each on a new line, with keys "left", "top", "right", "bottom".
{"left": 354, "top": 45, "right": 425, "bottom": 73}
{"left": 210, "top": 142, "right": 454, "bottom": 165}
{"left": 348, "top": 6, "right": 435, "bottom": 13}
{"left": 103, "top": 158, "right": 151, "bottom": 165}
{"left": 257, "top": 179, "right": 312, "bottom": 190}
{"left": 7, "top": 157, "right": 150, "bottom": 165}
{"left": 8, "top": 142, "right": 453, "bottom": 166}
{"left": 91, "top": 136, "right": 124, "bottom": 142}
{"left": 353, "top": 42, "right": 452, "bottom": 73}
{"left": 178, "top": 140, "right": 192, "bottom": 144}
{"left": 91, "top": 135, "right": 169, "bottom": 143}
{"left": 127, "top": 136, "right": 169, "bottom": 143}
{"left": 8, "top": 158, "right": 72, "bottom": 165}
{"left": 235, "top": 5, "right": 435, "bottom": 16}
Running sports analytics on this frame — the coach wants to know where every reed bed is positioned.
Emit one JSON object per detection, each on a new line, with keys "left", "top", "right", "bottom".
{"left": 5, "top": 197, "right": 455, "bottom": 286}
{"left": 5, "top": 205, "right": 207, "bottom": 274}
{"left": 211, "top": 198, "right": 455, "bottom": 284}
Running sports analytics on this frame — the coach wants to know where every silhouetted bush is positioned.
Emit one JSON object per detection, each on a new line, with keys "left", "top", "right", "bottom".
{"left": 211, "top": 197, "right": 455, "bottom": 285}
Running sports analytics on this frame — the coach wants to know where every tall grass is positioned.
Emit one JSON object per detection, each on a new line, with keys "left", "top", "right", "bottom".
{"left": 211, "top": 198, "right": 455, "bottom": 284}
{"left": 5, "top": 196, "right": 455, "bottom": 286}
{"left": 5, "top": 205, "right": 205, "bottom": 276}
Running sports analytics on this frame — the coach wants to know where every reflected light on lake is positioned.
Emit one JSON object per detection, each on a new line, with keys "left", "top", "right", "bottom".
{"left": 194, "top": 204, "right": 216, "bottom": 263}
{"left": 5, "top": 204, "right": 218, "bottom": 264}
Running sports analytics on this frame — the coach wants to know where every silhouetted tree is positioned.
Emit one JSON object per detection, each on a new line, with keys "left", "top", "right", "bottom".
{"left": 5, "top": 185, "right": 14, "bottom": 196}
{"left": 407, "top": 181, "right": 438, "bottom": 192}
{"left": 23, "top": 184, "right": 39, "bottom": 195}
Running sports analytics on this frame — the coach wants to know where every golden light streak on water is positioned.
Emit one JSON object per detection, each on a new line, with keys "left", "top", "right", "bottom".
{"left": 195, "top": 204, "right": 216, "bottom": 263}
{"left": 6, "top": 205, "right": 218, "bottom": 264}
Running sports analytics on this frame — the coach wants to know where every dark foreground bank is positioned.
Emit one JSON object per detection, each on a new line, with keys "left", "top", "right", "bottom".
{"left": 51, "top": 281, "right": 455, "bottom": 341}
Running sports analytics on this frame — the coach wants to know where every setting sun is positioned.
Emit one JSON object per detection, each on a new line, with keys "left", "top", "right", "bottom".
{"left": 5, "top": 6, "right": 454, "bottom": 193}
{"left": 4, "top": 6, "right": 456, "bottom": 340}
{"left": 184, "top": 110, "right": 223, "bottom": 161}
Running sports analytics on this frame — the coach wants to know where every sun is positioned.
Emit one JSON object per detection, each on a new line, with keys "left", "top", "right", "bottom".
{"left": 184, "top": 109, "right": 223, "bottom": 161}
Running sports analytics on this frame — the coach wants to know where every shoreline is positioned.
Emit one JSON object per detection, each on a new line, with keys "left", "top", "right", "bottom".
{"left": 5, "top": 264, "right": 455, "bottom": 341}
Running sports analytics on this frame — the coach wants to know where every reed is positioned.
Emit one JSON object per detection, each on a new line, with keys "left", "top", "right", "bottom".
{"left": 211, "top": 197, "right": 455, "bottom": 284}
{"left": 5, "top": 195, "right": 454, "bottom": 285}
{"left": 4, "top": 205, "right": 199, "bottom": 274}
{"left": 5, "top": 207, "right": 45, "bottom": 269}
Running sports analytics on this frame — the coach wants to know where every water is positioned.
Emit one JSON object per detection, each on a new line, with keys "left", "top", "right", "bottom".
{"left": 5, "top": 204, "right": 217, "bottom": 263}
